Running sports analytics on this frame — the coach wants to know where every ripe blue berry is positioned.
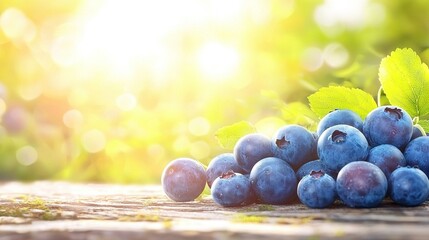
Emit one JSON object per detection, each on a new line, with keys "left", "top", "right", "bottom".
{"left": 411, "top": 126, "right": 425, "bottom": 141}
{"left": 389, "top": 167, "right": 429, "bottom": 206}
{"left": 161, "top": 158, "right": 206, "bottom": 202}
{"left": 272, "top": 124, "right": 317, "bottom": 170}
{"left": 336, "top": 161, "right": 387, "bottom": 208}
{"left": 234, "top": 133, "right": 273, "bottom": 173}
{"left": 297, "top": 170, "right": 336, "bottom": 208}
{"left": 317, "top": 109, "right": 363, "bottom": 136}
{"left": 249, "top": 157, "right": 297, "bottom": 204}
{"left": 404, "top": 136, "right": 429, "bottom": 178}
{"left": 318, "top": 124, "right": 369, "bottom": 175}
{"left": 296, "top": 159, "right": 323, "bottom": 181}
{"left": 367, "top": 144, "right": 406, "bottom": 179}
{"left": 211, "top": 170, "right": 253, "bottom": 207}
{"left": 206, "top": 153, "right": 245, "bottom": 188}
{"left": 363, "top": 106, "right": 413, "bottom": 149}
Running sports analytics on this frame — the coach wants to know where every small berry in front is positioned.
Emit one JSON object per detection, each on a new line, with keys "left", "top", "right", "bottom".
{"left": 249, "top": 157, "right": 297, "bottom": 205}
{"left": 271, "top": 124, "right": 317, "bottom": 170}
{"left": 404, "top": 136, "right": 429, "bottom": 178}
{"left": 211, "top": 170, "right": 253, "bottom": 207}
{"left": 295, "top": 159, "right": 338, "bottom": 180}
{"left": 389, "top": 166, "right": 429, "bottom": 206}
{"left": 206, "top": 153, "right": 245, "bottom": 188}
{"left": 297, "top": 170, "right": 336, "bottom": 209}
{"left": 161, "top": 158, "right": 206, "bottom": 202}
{"left": 367, "top": 144, "right": 406, "bottom": 179}
{"left": 363, "top": 106, "right": 413, "bottom": 149}
{"left": 318, "top": 124, "right": 369, "bottom": 175}
{"left": 234, "top": 133, "right": 273, "bottom": 173}
{"left": 316, "top": 109, "right": 363, "bottom": 136}
{"left": 336, "top": 161, "right": 387, "bottom": 208}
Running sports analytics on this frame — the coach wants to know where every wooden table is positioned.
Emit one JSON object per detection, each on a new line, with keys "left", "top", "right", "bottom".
{"left": 0, "top": 181, "right": 428, "bottom": 239}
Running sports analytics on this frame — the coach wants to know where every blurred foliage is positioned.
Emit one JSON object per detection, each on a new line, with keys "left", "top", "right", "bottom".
{"left": 0, "top": 0, "right": 429, "bottom": 183}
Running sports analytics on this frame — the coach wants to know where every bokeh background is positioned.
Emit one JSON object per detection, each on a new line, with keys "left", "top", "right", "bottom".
{"left": 0, "top": 0, "right": 428, "bottom": 183}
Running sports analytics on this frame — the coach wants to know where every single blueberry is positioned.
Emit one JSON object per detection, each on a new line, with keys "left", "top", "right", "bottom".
{"left": 296, "top": 159, "right": 338, "bottom": 180}
{"left": 206, "top": 153, "right": 245, "bottom": 188}
{"left": 234, "top": 133, "right": 273, "bottom": 173}
{"left": 404, "top": 136, "right": 429, "bottom": 178}
{"left": 411, "top": 126, "right": 425, "bottom": 141}
{"left": 367, "top": 144, "right": 406, "bottom": 179}
{"left": 211, "top": 170, "right": 253, "bottom": 207}
{"left": 336, "top": 161, "right": 387, "bottom": 208}
{"left": 389, "top": 166, "right": 429, "bottom": 206}
{"left": 363, "top": 106, "right": 413, "bottom": 149}
{"left": 317, "top": 109, "right": 363, "bottom": 136}
{"left": 318, "top": 124, "right": 369, "bottom": 175}
{"left": 272, "top": 125, "right": 317, "bottom": 170}
{"left": 296, "top": 160, "right": 323, "bottom": 181}
{"left": 249, "top": 157, "right": 297, "bottom": 205}
{"left": 297, "top": 170, "right": 337, "bottom": 208}
{"left": 161, "top": 158, "right": 206, "bottom": 202}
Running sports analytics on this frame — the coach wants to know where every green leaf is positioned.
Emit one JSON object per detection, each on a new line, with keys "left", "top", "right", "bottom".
{"left": 379, "top": 48, "right": 429, "bottom": 117}
{"left": 417, "top": 120, "right": 429, "bottom": 133}
{"left": 308, "top": 86, "right": 377, "bottom": 119}
{"left": 214, "top": 121, "right": 257, "bottom": 150}
{"left": 280, "top": 102, "right": 318, "bottom": 131}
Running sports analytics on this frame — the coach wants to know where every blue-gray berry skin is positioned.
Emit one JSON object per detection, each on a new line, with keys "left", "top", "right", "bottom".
{"left": 404, "top": 136, "right": 429, "bottom": 178}
{"left": 272, "top": 125, "right": 317, "bottom": 170}
{"left": 363, "top": 106, "right": 413, "bottom": 149}
{"left": 211, "top": 171, "right": 253, "bottom": 207}
{"left": 206, "top": 153, "right": 245, "bottom": 188}
{"left": 336, "top": 161, "right": 387, "bottom": 208}
{"left": 389, "top": 167, "right": 429, "bottom": 206}
{"left": 234, "top": 133, "right": 273, "bottom": 173}
{"left": 249, "top": 157, "right": 297, "bottom": 205}
{"left": 161, "top": 158, "right": 206, "bottom": 202}
{"left": 297, "top": 170, "right": 336, "bottom": 209}
{"left": 318, "top": 124, "right": 369, "bottom": 175}
{"left": 411, "top": 126, "right": 424, "bottom": 141}
{"left": 367, "top": 144, "right": 406, "bottom": 179}
{"left": 296, "top": 160, "right": 324, "bottom": 181}
{"left": 296, "top": 159, "right": 338, "bottom": 180}
{"left": 317, "top": 109, "right": 363, "bottom": 136}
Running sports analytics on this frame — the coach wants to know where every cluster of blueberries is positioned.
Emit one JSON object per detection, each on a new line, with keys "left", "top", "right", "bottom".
{"left": 162, "top": 105, "right": 429, "bottom": 208}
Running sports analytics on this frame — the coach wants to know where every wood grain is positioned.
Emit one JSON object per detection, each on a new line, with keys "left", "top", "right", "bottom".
{"left": 0, "top": 181, "right": 428, "bottom": 240}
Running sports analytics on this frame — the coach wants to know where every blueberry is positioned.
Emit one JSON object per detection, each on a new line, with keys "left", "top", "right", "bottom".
{"left": 411, "top": 126, "right": 424, "bottom": 141}
{"left": 317, "top": 109, "right": 363, "bottom": 136}
{"left": 336, "top": 161, "right": 387, "bottom": 208}
{"left": 367, "top": 144, "right": 406, "bottom": 179}
{"left": 206, "top": 153, "right": 245, "bottom": 188}
{"left": 211, "top": 170, "right": 253, "bottom": 207}
{"left": 234, "top": 133, "right": 273, "bottom": 173}
{"left": 249, "top": 157, "right": 297, "bottom": 204}
{"left": 389, "top": 166, "right": 429, "bottom": 206}
{"left": 297, "top": 170, "right": 336, "bottom": 208}
{"left": 272, "top": 125, "right": 317, "bottom": 170}
{"left": 318, "top": 124, "right": 369, "bottom": 175}
{"left": 296, "top": 159, "right": 339, "bottom": 180}
{"left": 404, "top": 136, "right": 429, "bottom": 178}
{"left": 296, "top": 159, "right": 323, "bottom": 181}
{"left": 363, "top": 106, "right": 413, "bottom": 149}
{"left": 161, "top": 158, "right": 206, "bottom": 202}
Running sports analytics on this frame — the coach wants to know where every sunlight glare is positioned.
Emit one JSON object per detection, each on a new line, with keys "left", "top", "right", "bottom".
{"left": 116, "top": 93, "right": 137, "bottom": 111}
{"left": 16, "top": 146, "right": 38, "bottom": 166}
{"left": 82, "top": 129, "right": 106, "bottom": 153}
{"left": 197, "top": 42, "right": 241, "bottom": 82}
{"left": 0, "top": 8, "right": 36, "bottom": 43}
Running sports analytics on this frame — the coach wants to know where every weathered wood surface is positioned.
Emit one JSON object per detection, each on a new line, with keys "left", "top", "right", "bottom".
{"left": 0, "top": 181, "right": 428, "bottom": 240}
